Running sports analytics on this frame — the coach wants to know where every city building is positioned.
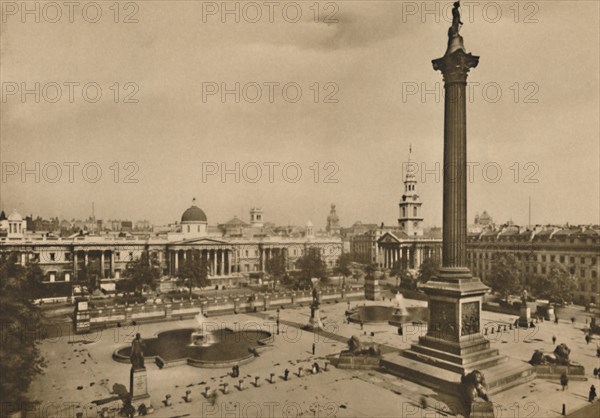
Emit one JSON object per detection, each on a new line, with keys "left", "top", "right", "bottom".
{"left": 350, "top": 148, "right": 443, "bottom": 270}
{"left": 0, "top": 200, "right": 343, "bottom": 296}
{"left": 467, "top": 225, "right": 600, "bottom": 304}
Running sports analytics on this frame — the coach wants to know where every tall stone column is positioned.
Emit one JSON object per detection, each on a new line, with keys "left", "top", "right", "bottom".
{"left": 433, "top": 42, "right": 478, "bottom": 272}
{"left": 421, "top": 27, "right": 489, "bottom": 346}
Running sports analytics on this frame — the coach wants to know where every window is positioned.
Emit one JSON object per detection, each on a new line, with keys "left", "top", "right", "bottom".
{"left": 187, "top": 225, "right": 190, "bottom": 233}
{"left": 50, "top": 253, "right": 55, "bottom": 261}
{"left": 542, "top": 255, "right": 546, "bottom": 262}
{"left": 551, "top": 255, "right": 555, "bottom": 262}
{"left": 581, "top": 257, "right": 585, "bottom": 264}
{"left": 580, "top": 269, "right": 585, "bottom": 277}
{"left": 560, "top": 256, "right": 564, "bottom": 263}
{"left": 245, "top": 250, "right": 249, "bottom": 257}
{"left": 413, "top": 207, "right": 418, "bottom": 217}
{"left": 591, "top": 270, "right": 597, "bottom": 278}
{"left": 570, "top": 257, "right": 575, "bottom": 264}
{"left": 542, "top": 267, "right": 546, "bottom": 274}
{"left": 115, "top": 252, "right": 120, "bottom": 261}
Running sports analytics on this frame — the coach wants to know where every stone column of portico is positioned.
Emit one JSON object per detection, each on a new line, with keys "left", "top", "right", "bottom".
{"left": 212, "top": 250, "right": 217, "bottom": 276}
{"left": 220, "top": 250, "right": 225, "bottom": 276}
{"left": 100, "top": 252, "right": 105, "bottom": 278}
{"left": 110, "top": 251, "right": 115, "bottom": 277}
{"left": 73, "top": 251, "right": 78, "bottom": 280}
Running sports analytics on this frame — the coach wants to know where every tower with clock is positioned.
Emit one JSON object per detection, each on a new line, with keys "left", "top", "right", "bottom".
{"left": 398, "top": 145, "right": 423, "bottom": 236}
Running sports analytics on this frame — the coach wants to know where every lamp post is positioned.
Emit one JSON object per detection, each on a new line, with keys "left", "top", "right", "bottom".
{"left": 276, "top": 308, "right": 280, "bottom": 335}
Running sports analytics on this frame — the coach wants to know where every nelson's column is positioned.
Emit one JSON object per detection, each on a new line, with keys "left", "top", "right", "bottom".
{"left": 382, "top": 1, "right": 534, "bottom": 399}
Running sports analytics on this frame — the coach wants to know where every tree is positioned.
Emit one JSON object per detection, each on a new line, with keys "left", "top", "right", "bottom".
{"left": 265, "top": 251, "right": 287, "bottom": 283}
{"left": 417, "top": 257, "right": 440, "bottom": 284}
{"left": 390, "top": 260, "right": 413, "bottom": 289}
{"left": 122, "top": 251, "right": 162, "bottom": 294}
{"left": 178, "top": 251, "right": 209, "bottom": 296}
{"left": 296, "top": 247, "right": 328, "bottom": 287}
{"left": 530, "top": 264, "right": 576, "bottom": 304}
{"left": 486, "top": 254, "right": 523, "bottom": 302}
{"left": 0, "top": 254, "right": 46, "bottom": 408}
{"left": 335, "top": 253, "right": 353, "bottom": 278}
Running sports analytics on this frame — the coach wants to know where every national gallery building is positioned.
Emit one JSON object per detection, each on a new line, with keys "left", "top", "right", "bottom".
{"left": 0, "top": 201, "right": 343, "bottom": 293}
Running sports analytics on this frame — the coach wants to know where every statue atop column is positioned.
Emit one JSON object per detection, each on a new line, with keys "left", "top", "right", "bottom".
{"left": 449, "top": 1, "right": 463, "bottom": 38}
{"left": 130, "top": 333, "right": 145, "bottom": 369}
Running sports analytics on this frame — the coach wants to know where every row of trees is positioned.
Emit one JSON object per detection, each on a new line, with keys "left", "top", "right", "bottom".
{"left": 0, "top": 254, "right": 47, "bottom": 407}
{"left": 484, "top": 254, "right": 577, "bottom": 304}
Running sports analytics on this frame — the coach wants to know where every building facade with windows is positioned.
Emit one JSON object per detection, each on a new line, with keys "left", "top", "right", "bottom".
{"left": 467, "top": 226, "right": 600, "bottom": 304}
{"left": 0, "top": 201, "right": 343, "bottom": 292}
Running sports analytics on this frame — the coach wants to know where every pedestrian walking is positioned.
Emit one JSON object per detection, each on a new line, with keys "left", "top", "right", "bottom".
{"left": 552, "top": 335, "right": 557, "bottom": 345}
{"left": 284, "top": 368, "right": 289, "bottom": 381}
{"left": 588, "top": 385, "right": 597, "bottom": 402}
{"left": 560, "top": 372, "right": 569, "bottom": 391}
{"left": 585, "top": 334, "right": 591, "bottom": 345}
{"left": 312, "top": 342, "right": 316, "bottom": 355}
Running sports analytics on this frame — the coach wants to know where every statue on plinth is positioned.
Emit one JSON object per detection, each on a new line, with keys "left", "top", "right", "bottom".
{"left": 530, "top": 343, "right": 575, "bottom": 366}
{"left": 130, "top": 333, "right": 145, "bottom": 369}
{"left": 305, "top": 278, "right": 324, "bottom": 330}
{"left": 347, "top": 335, "right": 381, "bottom": 357}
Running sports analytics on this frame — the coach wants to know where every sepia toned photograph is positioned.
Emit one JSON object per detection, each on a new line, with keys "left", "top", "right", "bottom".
{"left": 1, "top": 1, "right": 599, "bottom": 417}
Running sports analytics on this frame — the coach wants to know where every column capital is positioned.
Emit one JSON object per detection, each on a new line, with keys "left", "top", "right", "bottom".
{"left": 432, "top": 48, "right": 479, "bottom": 84}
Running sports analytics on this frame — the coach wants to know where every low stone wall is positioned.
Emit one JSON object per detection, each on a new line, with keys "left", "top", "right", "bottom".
{"left": 79, "top": 287, "right": 364, "bottom": 331}
{"left": 533, "top": 364, "right": 587, "bottom": 381}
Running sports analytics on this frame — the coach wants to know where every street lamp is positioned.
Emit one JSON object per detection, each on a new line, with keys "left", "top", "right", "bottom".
{"left": 276, "top": 308, "right": 280, "bottom": 335}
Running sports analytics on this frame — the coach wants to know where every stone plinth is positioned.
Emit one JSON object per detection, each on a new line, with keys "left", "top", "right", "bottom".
{"left": 130, "top": 367, "right": 150, "bottom": 401}
{"left": 336, "top": 352, "right": 381, "bottom": 370}
{"left": 364, "top": 274, "right": 381, "bottom": 301}
{"left": 127, "top": 367, "right": 153, "bottom": 414}
{"left": 518, "top": 306, "right": 532, "bottom": 328}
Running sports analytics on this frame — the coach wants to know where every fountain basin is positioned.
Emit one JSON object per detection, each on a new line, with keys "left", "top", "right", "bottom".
{"left": 348, "top": 305, "right": 429, "bottom": 325}
{"left": 113, "top": 327, "right": 272, "bottom": 368}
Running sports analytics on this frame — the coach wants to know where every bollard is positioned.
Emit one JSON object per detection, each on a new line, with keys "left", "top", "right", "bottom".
{"left": 223, "top": 383, "right": 229, "bottom": 394}
{"left": 298, "top": 367, "right": 304, "bottom": 377}
{"left": 562, "top": 403, "right": 566, "bottom": 416}
{"left": 270, "top": 373, "right": 275, "bottom": 383}
{"left": 184, "top": 390, "right": 192, "bottom": 403}
{"left": 204, "top": 386, "right": 211, "bottom": 397}
{"left": 255, "top": 376, "right": 260, "bottom": 387}
{"left": 239, "top": 379, "right": 244, "bottom": 390}
{"left": 164, "top": 394, "right": 172, "bottom": 406}
{"left": 324, "top": 362, "right": 329, "bottom": 371}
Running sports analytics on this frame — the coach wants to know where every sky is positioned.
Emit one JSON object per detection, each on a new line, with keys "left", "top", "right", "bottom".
{"left": 1, "top": 0, "right": 599, "bottom": 228}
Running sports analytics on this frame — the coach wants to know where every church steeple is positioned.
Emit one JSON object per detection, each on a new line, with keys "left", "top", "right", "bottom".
{"left": 399, "top": 145, "right": 423, "bottom": 236}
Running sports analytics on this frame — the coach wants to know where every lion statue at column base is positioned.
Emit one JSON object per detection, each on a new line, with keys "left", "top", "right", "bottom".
{"left": 346, "top": 335, "right": 381, "bottom": 356}
{"left": 529, "top": 343, "right": 572, "bottom": 366}
{"left": 460, "top": 370, "right": 490, "bottom": 405}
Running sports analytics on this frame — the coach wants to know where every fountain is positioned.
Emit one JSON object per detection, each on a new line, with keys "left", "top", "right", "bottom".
{"left": 113, "top": 312, "right": 272, "bottom": 368}
{"left": 190, "top": 313, "right": 217, "bottom": 347}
